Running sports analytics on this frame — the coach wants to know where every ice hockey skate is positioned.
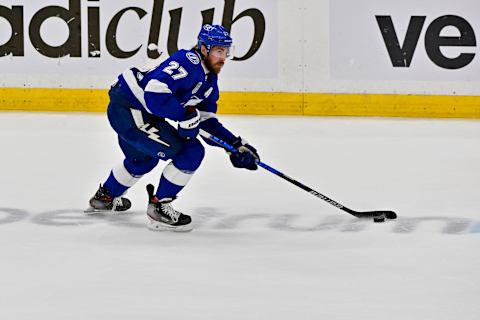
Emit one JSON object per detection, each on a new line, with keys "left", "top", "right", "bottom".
{"left": 146, "top": 184, "right": 192, "bottom": 232}
{"left": 84, "top": 184, "right": 131, "bottom": 214}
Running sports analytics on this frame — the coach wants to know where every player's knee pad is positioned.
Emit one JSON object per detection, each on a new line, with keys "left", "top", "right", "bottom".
{"left": 172, "top": 138, "right": 205, "bottom": 171}
{"left": 111, "top": 157, "right": 159, "bottom": 189}
{"left": 124, "top": 156, "right": 159, "bottom": 176}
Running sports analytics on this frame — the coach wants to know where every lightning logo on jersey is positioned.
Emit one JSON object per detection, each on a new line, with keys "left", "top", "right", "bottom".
{"left": 139, "top": 124, "right": 170, "bottom": 147}
{"left": 129, "top": 108, "right": 170, "bottom": 147}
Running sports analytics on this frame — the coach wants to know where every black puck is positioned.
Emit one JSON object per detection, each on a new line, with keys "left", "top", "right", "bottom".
{"left": 385, "top": 211, "right": 397, "bottom": 219}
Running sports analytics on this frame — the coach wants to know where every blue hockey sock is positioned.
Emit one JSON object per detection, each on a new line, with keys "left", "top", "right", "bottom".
{"left": 156, "top": 174, "right": 184, "bottom": 199}
{"left": 103, "top": 171, "right": 129, "bottom": 197}
{"left": 156, "top": 162, "right": 194, "bottom": 199}
{"left": 103, "top": 160, "right": 151, "bottom": 197}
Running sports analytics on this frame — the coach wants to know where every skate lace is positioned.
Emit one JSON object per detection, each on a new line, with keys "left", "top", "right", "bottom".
{"left": 112, "top": 197, "right": 123, "bottom": 210}
{"left": 161, "top": 203, "right": 180, "bottom": 223}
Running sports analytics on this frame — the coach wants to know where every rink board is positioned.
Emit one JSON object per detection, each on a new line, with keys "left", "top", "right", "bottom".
{"left": 1, "top": 88, "right": 479, "bottom": 119}
{"left": 1, "top": 0, "right": 480, "bottom": 118}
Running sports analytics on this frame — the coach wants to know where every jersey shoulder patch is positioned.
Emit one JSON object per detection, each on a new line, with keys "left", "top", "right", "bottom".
{"left": 186, "top": 51, "right": 200, "bottom": 65}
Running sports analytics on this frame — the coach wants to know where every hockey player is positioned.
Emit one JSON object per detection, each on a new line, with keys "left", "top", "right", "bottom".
{"left": 86, "top": 24, "right": 260, "bottom": 232}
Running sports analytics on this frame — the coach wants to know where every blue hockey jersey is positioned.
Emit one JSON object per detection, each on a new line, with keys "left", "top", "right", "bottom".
{"left": 114, "top": 48, "right": 235, "bottom": 144}
{"left": 118, "top": 49, "right": 220, "bottom": 120}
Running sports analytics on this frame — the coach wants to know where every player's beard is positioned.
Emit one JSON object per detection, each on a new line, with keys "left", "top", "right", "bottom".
{"left": 204, "top": 57, "right": 224, "bottom": 74}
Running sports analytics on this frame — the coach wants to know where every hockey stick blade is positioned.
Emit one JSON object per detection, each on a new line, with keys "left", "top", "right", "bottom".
{"left": 348, "top": 210, "right": 397, "bottom": 220}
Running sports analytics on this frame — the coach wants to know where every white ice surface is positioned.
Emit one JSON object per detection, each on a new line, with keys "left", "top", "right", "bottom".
{"left": 0, "top": 113, "right": 479, "bottom": 320}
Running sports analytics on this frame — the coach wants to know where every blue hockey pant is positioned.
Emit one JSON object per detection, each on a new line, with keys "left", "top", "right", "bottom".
{"left": 102, "top": 100, "right": 205, "bottom": 199}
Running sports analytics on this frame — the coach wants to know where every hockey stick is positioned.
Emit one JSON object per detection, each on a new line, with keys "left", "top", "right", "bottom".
{"left": 199, "top": 129, "right": 397, "bottom": 222}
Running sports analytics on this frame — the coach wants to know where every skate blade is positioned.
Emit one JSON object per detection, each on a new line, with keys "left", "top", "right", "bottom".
{"left": 83, "top": 207, "right": 128, "bottom": 215}
{"left": 147, "top": 217, "right": 193, "bottom": 232}
{"left": 84, "top": 206, "right": 102, "bottom": 214}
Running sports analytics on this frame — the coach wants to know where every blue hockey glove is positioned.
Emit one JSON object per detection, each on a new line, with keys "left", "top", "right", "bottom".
{"left": 178, "top": 109, "right": 200, "bottom": 139}
{"left": 229, "top": 137, "right": 260, "bottom": 170}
